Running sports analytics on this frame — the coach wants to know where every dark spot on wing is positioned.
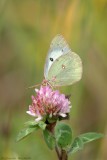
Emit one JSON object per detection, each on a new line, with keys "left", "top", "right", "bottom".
{"left": 50, "top": 57, "right": 54, "bottom": 61}
{"left": 62, "top": 64, "right": 65, "bottom": 69}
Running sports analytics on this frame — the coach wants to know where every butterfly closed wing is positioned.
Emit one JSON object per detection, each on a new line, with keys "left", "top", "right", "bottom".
{"left": 44, "top": 34, "right": 82, "bottom": 87}
{"left": 44, "top": 34, "right": 71, "bottom": 78}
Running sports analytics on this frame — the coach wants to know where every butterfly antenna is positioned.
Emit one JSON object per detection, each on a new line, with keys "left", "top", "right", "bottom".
{"left": 26, "top": 83, "right": 41, "bottom": 89}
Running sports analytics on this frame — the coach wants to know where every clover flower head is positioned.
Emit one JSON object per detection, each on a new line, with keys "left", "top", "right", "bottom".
{"left": 26, "top": 86, "right": 71, "bottom": 122}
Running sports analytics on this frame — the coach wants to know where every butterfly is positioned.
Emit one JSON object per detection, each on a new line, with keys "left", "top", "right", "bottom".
{"left": 43, "top": 34, "right": 82, "bottom": 87}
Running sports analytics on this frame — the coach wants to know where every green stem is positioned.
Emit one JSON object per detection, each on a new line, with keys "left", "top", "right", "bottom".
{"left": 46, "top": 122, "right": 68, "bottom": 160}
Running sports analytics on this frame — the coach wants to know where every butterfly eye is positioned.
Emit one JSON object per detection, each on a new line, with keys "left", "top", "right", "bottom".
{"left": 50, "top": 58, "right": 54, "bottom": 61}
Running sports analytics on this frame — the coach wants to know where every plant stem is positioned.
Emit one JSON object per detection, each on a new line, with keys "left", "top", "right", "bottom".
{"left": 55, "top": 145, "right": 61, "bottom": 159}
{"left": 55, "top": 146, "right": 68, "bottom": 160}
{"left": 60, "top": 149, "right": 68, "bottom": 160}
{"left": 46, "top": 122, "right": 68, "bottom": 160}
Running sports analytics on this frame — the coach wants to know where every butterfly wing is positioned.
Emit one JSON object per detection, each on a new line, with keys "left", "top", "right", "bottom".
{"left": 48, "top": 51, "right": 82, "bottom": 86}
{"left": 44, "top": 35, "right": 71, "bottom": 79}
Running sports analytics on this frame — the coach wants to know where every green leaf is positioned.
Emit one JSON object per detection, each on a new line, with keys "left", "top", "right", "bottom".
{"left": 55, "top": 122, "right": 72, "bottom": 148}
{"left": 38, "top": 121, "right": 47, "bottom": 130}
{"left": 69, "top": 132, "right": 103, "bottom": 154}
{"left": 25, "top": 120, "right": 46, "bottom": 130}
{"left": 79, "top": 132, "right": 104, "bottom": 144}
{"left": 24, "top": 120, "right": 38, "bottom": 127}
{"left": 68, "top": 137, "right": 83, "bottom": 154}
{"left": 43, "top": 129, "right": 55, "bottom": 150}
{"left": 16, "top": 127, "right": 39, "bottom": 142}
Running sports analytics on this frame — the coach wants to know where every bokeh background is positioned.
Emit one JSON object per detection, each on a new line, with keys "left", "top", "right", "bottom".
{"left": 0, "top": 0, "right": 107, "bottom": 160}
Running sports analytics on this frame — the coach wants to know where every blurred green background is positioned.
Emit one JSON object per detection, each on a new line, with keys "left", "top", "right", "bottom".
{"left": 0, "top": 0, "right": 107, "bottom": 160}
